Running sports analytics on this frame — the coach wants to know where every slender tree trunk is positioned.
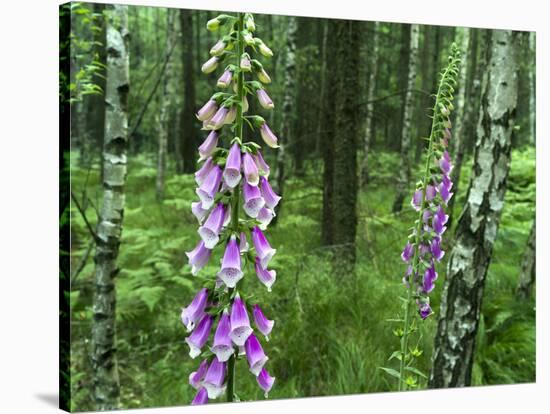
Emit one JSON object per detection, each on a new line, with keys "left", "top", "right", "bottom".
{"left": 315, "top": 20, "right": 328, "bottom": 156}
{"left": 415, "top": 25, "right": 435, "bottom": 162}
{"left": 517, "top": 220, "right": 536, "bottom": 299}
{"left": 528, "top": 32, "right": 536, "bottom": 144}
{"left": 331, "top": 19, "right": 361, "bottom": 270}
{"left": 392, "top": 24, "right": 412, "bottom": 152}
{"left": 180, "top": 9, "right": 197, "bottom": 174}
{"left": 92, "top": 4, "right": 129, "bottom": 409}
{"left": 274, "top": 16, "right": 297, "bottom": 220}
{"left": 392, "top": 24, "right": 420, "bottom": 213}
{"left": 156, "top": 10, "right": 175, "bottom": 201}
{"left": 447, "top": 28, "right": 471, "bottom": 225}
{"left": 359, "top": 21, "right": 379, "bottom": 187}
{"left": 429, "top": 30, "right": 520, "bottom": 389}
{"left": 292, "top": 18, "right": 307, "bottom": 176}
{"left": 321, "top": 20, "right": 338, "bottom": 246}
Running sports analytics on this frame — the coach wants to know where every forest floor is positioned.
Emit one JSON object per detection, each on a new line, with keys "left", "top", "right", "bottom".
{"left": 68, "top": 147, "right": 535, "bottom": 411}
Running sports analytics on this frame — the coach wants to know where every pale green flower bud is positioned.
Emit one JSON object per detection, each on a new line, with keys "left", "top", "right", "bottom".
{"left": 246, "top": 15, "right": 255, "bottom": 32}
{"left": 207, "top": 18, "right": 220, "bottom": 31}
{"left": 257, "top": 68, "right": 271, "bottom": 84}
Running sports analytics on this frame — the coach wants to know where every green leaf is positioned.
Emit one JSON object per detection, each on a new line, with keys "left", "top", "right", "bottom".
{"left": 404, "top": 366, "right": 427, "bottom": 379}
{"left": 388, "top": 351, "right": 403, "bottom": 361}
{"left": 378, "top": 367, "right": 400, "bottom": 379}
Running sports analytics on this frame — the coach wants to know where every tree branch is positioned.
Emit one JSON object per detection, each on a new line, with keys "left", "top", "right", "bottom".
{"left": 129, "top": 36, "right": 178, "bottom": 137}
{"left": 71, "top": 191, "right": 99, "bottom": 242}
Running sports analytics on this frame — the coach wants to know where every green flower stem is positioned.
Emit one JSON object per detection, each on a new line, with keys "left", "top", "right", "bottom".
{"left": 398, "top": 62, "right": 454, "bottom": 391}
{"left": 226, "top": 11, "right": 245, "bottom": 403}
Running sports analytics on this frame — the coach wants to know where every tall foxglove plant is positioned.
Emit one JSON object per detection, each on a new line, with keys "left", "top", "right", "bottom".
{"left": 382, "top": 44, "right": 461, "bottom": 391}
{"left": 181, "top": 12, "right": 279, "bottom": 405}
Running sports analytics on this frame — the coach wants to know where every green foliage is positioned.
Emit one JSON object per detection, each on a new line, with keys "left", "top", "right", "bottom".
{"left": 67, "top": 3, "right": 106, "bottom": 104}
{"left": 69, "top": 145, "right": 534, "bottom": 410}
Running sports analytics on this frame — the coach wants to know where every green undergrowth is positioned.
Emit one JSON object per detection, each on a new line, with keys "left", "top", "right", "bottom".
{"left": 68, "top": 147, "right": 535, "bottom": 410}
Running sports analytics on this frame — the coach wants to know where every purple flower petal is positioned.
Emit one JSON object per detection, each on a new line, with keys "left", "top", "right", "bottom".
{"left": 191, "top": 387, "right": 208, "bottom": 405}
{"left": 422, "top": 263, "right": 438, "bottom": 293}
{"left": 185, "top": 314, "right": 213, "bottom": 358}
{"left": 206, "top": 106, "right": 229, "bottom": 130}
{"left": 230, "top": 294, "right": 253, "bottom": 346}
{"left": 254, "top": 257, "right": 277, "bottom": 292}
{"left": 257, "top": 207, "right": 275, "bottom": 230}
{"left": 239, "top": 231, "right": 249, "bottom": 253}
{"left": 217, "top": 69, "right": 232, "bottom": 88}
{"left": 254, "top": 151, "right": 270, "bottom": 177}
{"left": 195, "top": 157, "right": 215, "bottom": 186}
{"left": 245, "top": 333, "right": 268, "bottom": 376}
{"left": 181, "top": 288, "right": 208, "bottom": 332}
{"left": 257, "top": 89, "right": 274, "bottom": 109}
{"left": 217, "top": 236, "right": 243, "bottom": 288}
{"left": 257, "top": 368, "right": 275, "bottom": 397}
{"left": 401, "top": 242, "right": 414, "bottom": 263}
{"left": 211, "top": 310, "right": 234, "bottom": 362}
{"left": 198, "top": 131, "right": 219, "bottom": 161}
{"left": 185, "top": 240, "right": 212, "bottom": 276}
{"left": 252, "top": 304, "right": 274, "bottom": 340}
{"left": 243, "top": 152, "right": 260, "bottom": 186}
{"left": 223, "top": 143, "right": 242, "bottom": 188}
{"left": 411, "top": 189, "right": 423, "bottom": 211}
{"left": 431, "top": 236, "right": 445, "bottom": 262}
{"left": 419, "top": 303, "right": 432, "bottom": 320}
{"left": 196, "top": 165, "right": 222, "bottom": 209}
{"left": 189, "top": 359, "right": 209, "bottom": 389}
{"left": 251, "top": 226, "right": 276, "bottom": 270}
{"left": 260, "top": 123, "right": 279, "bottom": 148}
{"left": 198, "top": 203, "right": 226, "bottom": 249}
{"left": 191, "top": 201, "right": 209, "bottom": 224}
{"left": 203, "top": 358, "right": 226, "bottom": 399}
{"left": 243, "top": 181, "right": 265, "bottom": 218}
{"left": 259, "top": 176, "right": 281, "bottom": 210}
{"left": 196, "top": 99, "right": 218, "bottom": 122}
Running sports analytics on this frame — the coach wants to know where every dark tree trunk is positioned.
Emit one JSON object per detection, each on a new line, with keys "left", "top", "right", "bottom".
{"left": 274, "top": 16, "right": 297, "bottom": 222}
{"left": 92, "top": 4, "right": 129, "bottom": 410}
{"left": 179, "top": 9, "right": 197, "bottom": 173}
{"left": 429, "top": 30, "right": 520, "bottom": 389}
{"left": 516, "top": 220, "right": 536, "bottom": 299}
{"left": 156, "top": 10, "right": 175, "bottom": 201}
{"left": 331, "top": 19, "right": 361, "bottom": 270}
{"left": 321, "top": 20, "right": 339, "bottom": 246}
{"left": 392, "top": 24, "right": 419, "bottom": 213}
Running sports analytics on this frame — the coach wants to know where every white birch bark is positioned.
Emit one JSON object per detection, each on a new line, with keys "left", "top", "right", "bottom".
{"left": 91, "top": 4, "right": 129, "bottom": 410}
{"left": 429, "top": 30, "right": 520, "bottom": 389}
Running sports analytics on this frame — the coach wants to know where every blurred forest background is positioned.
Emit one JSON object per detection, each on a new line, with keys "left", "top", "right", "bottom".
{"left": 60, "top": 2, "right": 536, "bottom": 411}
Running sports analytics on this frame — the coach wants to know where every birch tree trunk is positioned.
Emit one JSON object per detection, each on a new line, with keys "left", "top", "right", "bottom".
{"left": 447, "top": 28, "right": 471, "bottom": 224}
{"left": 392, "top": 24, "right": 419, "bottom": 213}
{"left": 359, "top": 21, "right": 379, "bottom": 187}
{"left": 92, "top": 4, "right": 129, "bottom": 410}
{"left": 528, "top": 32, "right": 536, "bottom": 144}
{"left": 516, "top": 220, "right": 536, "bottom": 299}
{"left": 429, "top": 30, "right": 519, "bottom": 389}
{"left": 331, "top": 19, "right": 360, "bottom": 270}
{"left": 180, "top": 9, "right": 197, "bottom": 174}
{"left": 156, "top": 10, "right": 175, "bottom": 201}
{"left": 274, "top": 16, "right": 297, "bottom": 215}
